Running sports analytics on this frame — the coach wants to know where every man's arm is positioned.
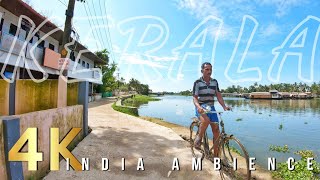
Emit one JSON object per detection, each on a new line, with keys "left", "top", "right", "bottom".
{"left": 193, "top": 95, "right": 205, "bottom": 114}
{"left": 216, "top": 91, "right": 230, "bottom": 111}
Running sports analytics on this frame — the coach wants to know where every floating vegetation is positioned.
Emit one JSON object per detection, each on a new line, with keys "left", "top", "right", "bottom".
{"left": 269, "top": 114, "right": 272, "bottom": 116}
{"left": 279, "top": 123, "right": 283, "bottom": 130}
{"left": 269, "top": 144, "right": 290, "bottom": 153}
{"left": 235, "top": 118, "right": 242, "bottom": 122}
{"left": 259, "top": 112, "right": 262, "bottom": 114}
{"left": 272, "top": 149, "right": 320, "bottom": 180}
{"left": 241, "top": 109, "right": 248, "bottom": 111}
{"left": 295, "top": 150, "right": 316, "bottom": 158}
{"left": 304, "top": 122, "right": 308, "bottom": 124}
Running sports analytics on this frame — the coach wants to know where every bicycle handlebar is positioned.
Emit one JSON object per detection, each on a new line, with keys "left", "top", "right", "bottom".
{"left": 200, "top": 110, "right": 224, "bottom": 115}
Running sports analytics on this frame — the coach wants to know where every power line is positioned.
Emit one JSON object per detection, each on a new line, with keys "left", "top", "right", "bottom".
{"left": 102, "top": 0, "right": 116, "bottom": 63}
{"left": 98, "top": 0, "right": 113, "bottom": 51}
{"left": 57, "top": 0, "right": 67, "bottom": 7}
{"left": 84, "top": 4, "right": 99, "bottom": 49}
{"left": 87, "top": 0, "right": 109, "bottom": 50}
{"left": 99, "top": 0, "right": 116, "bottom": 63}
{"left": 91, "top": 0, "right": 109, "bottom": 48}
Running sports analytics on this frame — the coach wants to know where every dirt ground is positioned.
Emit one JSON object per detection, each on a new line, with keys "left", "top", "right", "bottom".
{"left": 140, "top": 116, "right": 274, "bottom": 180}
{"left": 44, "top": 99, "right": 225, "bottom": 180}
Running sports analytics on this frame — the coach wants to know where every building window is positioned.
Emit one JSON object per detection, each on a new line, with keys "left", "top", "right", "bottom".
{"left": 49, "top": 43, "right": 55, "bottom": 51}
{"left": 86, "top": 63, "right": 89, "bottom": 69}
{"left": 9, "top": 24, "right": 17, "bottom": 36}
{"left": 82, "top": 61, "right": 86, "bottom": 67}
{"left": 38, "top": 40, "right": 45, "bottom": 48}
{"left": 21, "top": 22, "right": 30, "bottom": 41}
{"left": 0, "top": 18, "right": 4, "bottom": 33}
{"left": 70, "top": 51, "right": 75, "bottom": 61}
{"left": 35, "top": 32, "right": 40, "bottom": 39}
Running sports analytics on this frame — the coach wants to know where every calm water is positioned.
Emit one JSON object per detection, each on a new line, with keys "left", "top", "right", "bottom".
{"left": 138, "top": 95, "right": 320, "bottom": 168}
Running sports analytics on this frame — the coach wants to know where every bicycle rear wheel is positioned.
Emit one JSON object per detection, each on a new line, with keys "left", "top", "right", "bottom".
{"left": 190, "top": 122, "right": 208, "bottom": 160}
{"left": 219, "top": 136, "right": 251, "bottom": 180}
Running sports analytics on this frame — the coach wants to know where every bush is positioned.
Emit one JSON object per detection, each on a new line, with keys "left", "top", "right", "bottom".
{"left": 272, "top": 150, "right": 320, "bottom": 180}
{"left": 122, "top": 95, "right": 160, "bottom": 107}
{"left": 111, "top": 103, "right": 139, "bottom": 116}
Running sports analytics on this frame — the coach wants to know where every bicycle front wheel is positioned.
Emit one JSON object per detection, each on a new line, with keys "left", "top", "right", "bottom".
{"left": 190, "top": 122, "right": 206, "bottom": 160}
{"left": 218, "top": 136, "right": 251, "bottom": 180}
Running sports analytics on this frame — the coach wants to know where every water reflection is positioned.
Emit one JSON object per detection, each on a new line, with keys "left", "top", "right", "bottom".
{"left": 224, "top": 98, "right": 320, "bottom": 115}
{"left": 138, "top": 96, "right": 320, "bottom": 168}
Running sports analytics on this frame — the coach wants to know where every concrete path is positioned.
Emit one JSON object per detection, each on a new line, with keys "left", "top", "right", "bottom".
{"left": 44, "top": 99, "right": 222, "bottom": 180}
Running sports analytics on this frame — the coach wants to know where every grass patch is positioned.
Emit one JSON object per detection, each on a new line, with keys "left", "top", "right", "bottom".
{"left": 279, "top": 123, "right": 283, "bottom": 130}
{"left": 269, "top": 144, "right": 290, "bottom": 153}
{"left": 272, "top": 150, "right": 320, "bottom": 180}
{"left": 229, "top": 146, "right": 242, "bottom": 155}
{"left": 111, "top": 103, "right": 139, "bottom": 116}
{"left": 123, "top": 95, "right": 160, "bottom": 107}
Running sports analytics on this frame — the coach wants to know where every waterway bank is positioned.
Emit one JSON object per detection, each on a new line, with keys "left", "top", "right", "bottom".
{"left": 139, "top": 116, "right": 273, "bottom": 180}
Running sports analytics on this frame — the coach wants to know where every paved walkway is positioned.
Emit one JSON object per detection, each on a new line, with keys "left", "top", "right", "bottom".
{"left": 44, "top": 99, "right": 222, "bottom": 180}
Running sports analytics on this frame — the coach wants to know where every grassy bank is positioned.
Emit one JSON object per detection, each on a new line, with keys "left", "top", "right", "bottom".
{"left": 111, "top": 95, "right": 160, "bottom": 117}
{"left": 111, "top": 103, "right": 139, "bottom": 116}
{"left": 122, "top": 95, "right": 160, "bottom": 107}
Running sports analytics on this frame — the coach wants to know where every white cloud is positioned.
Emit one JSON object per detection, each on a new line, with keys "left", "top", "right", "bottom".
{"left": 243, "top": 51, "right": 266, "bottom": 59}
{"left": 260, "top": 23, "right": 282, "bottom": 37}
{"left": 112, "top": 44, "right": 121, "bottom": 53}
{"left": 175, "top": 0, "right": 238, "bottom": 42}
{"left": 176, "top": 0, "right": 220, "bottom": 19}
{"left": 120, "top": 53, "right": 167, "bottom": 68}
{"left": 145, "top": 54, "right": 179, "bottom": 62}
{"left": 256, "top": 0, "right": 308, "bottom": 17}
{"left": 177, "top": 0, "right": 308, "bottom": 20}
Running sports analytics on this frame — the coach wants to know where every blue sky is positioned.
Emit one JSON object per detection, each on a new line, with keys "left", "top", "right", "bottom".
{"left": 25, "top": 0, "right": 320, "bottom": 92}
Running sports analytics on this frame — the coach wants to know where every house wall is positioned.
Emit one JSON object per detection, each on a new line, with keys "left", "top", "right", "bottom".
{"left": 67, "top": 82, "right": 79, "bottom": 106}
{"left": 15, "top": 80, "right": 58, "bottom": 114}
{"left": 0, "top": 80, "right": 9, "bottom": 116}
{"left": 0, "top": 7, "right": 59, "bottom": 52}
{"left": 0, "top": 105, "right": 83, "bottom": 179}
{"left": 0, "top": 119, "right": 6, "bottom": 179}
{"left": 0, "top": 6, "right": 101, "bottom": 83}
{"left": 15, "top": 80, "right": 79, "bottom": 114}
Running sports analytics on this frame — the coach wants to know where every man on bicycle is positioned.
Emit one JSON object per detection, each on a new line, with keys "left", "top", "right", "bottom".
{"left": 193, "top": 62, "right": 231, "bottom": 157}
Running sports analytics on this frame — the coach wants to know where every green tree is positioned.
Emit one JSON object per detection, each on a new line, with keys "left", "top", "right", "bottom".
{"left": 94, "top": 49, "right": 118, "bottom": 93}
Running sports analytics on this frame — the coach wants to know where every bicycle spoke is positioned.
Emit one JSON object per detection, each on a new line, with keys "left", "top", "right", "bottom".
{"left": 190, "top": 122, "right": 205, "bottom": 160}
{"left": 218, "top": 137, "right": 251, "bottom": 180}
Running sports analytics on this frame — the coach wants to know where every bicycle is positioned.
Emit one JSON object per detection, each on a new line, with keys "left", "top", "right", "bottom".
{"left": 189, "top": 109, "right": 251, "bottom": 180}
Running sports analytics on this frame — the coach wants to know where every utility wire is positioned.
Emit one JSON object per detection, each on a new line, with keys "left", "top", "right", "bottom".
{"left": 87, "top": 0, "right": 109, "bottom": 50}
{"left": 91, "top": 0, "right": 109, "bottom": 49}
{"left": 83, "top": 3, "right": 102, "bottom": 50}
{"left": 102, "top": 0, "right": 116, "bottom": 63}
{"left": 98, "top": 0, "right": 113, "bottom": 51}
{"left": 57, "top": 0, "right": 67, "bottom": 7}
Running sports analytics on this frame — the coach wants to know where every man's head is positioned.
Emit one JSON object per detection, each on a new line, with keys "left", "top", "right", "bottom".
{"left": 201, "top": 62, "right": 212, "bottom": 77}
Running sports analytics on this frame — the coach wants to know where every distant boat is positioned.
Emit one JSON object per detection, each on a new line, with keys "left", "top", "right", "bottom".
{"left": 247, "top": 90, "right": 282, "bottom": 100}
{"left": 245, "top": 90, "right": 314, "bottom": 100}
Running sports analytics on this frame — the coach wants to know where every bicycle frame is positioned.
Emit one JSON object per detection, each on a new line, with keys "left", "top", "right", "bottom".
{"left": 193, "top": 111, "right": 232, "bottom": 158}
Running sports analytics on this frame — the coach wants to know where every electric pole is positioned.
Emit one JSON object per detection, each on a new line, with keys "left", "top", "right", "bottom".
{"left": 57, "top": 0, "right": 84, "bottom": 108}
